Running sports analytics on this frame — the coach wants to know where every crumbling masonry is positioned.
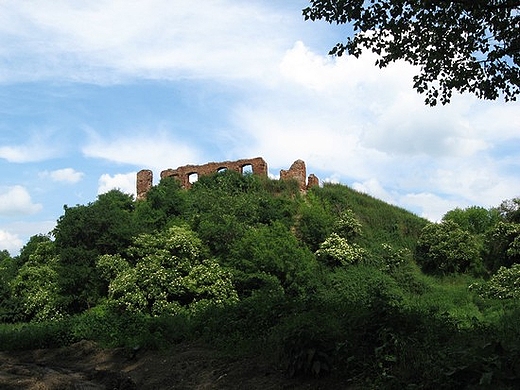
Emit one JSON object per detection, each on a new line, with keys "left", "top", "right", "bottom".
{"left": 136, "top": 157, "right": 319, "bottom": 200}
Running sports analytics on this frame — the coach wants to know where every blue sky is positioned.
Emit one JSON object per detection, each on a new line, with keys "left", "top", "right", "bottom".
{"left": 1, "top": 0, "right": 519, "bottom": 255}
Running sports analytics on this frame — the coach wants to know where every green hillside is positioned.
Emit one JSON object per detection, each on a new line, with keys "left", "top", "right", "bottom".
{"left": 1, "top": 170, "right": 520, "bottom": 389}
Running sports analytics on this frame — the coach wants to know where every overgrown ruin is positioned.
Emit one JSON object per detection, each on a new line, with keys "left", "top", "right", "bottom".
{"left": 137, "top": 157, "right": 319, "bottom": 200}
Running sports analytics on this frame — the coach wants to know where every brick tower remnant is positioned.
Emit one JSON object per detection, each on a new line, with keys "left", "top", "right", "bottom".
{"left": 136, "top": 169, "right": 153, "bottom": 201}
{"left": 307, "top": 173, "right": 320, "bottom": 188}
{"left": 279, "top": 159, "right": 319, "bottom": 191}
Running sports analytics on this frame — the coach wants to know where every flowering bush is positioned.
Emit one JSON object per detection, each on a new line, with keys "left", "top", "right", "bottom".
{"left": 98, "top": 226, "right": 237, "bottom": 316}
{"left": 315, "top": 233, "right": 368, "bottom": 266}
{"left": 470, "top": 264, "right": 520, "bottom": 300}
{"left": 333, "top": 209, "right": 362, "bottom": 240}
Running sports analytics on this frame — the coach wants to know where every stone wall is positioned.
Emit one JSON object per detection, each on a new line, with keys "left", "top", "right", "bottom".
{"left": 136, "top": 157, "right": 319, "bottom": 200}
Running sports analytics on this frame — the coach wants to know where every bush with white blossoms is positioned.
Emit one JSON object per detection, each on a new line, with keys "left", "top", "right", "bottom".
{"left": 315, "top": 233, "right": 368, "bottom": 267}
{"left": 98, "top": 226, "right": 238, "bottom": 316}
{"left": 470, "top": 264, "right": 520, "bottom": 300}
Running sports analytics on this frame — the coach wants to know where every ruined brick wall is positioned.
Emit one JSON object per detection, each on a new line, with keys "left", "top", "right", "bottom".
{"left": 160, "top": 157, "right": 268, "bottom": 189}
{"left": 279, "top": 159, "right": 319, "bottom": 191}
{"left": 137, "top": 157, "right": 318, "bottom": 200}
{"left": 280, "top": 159, "right": 307, "bottom": 191}
{"left": 307, "top": 173, "right": 320, "bottom": 189}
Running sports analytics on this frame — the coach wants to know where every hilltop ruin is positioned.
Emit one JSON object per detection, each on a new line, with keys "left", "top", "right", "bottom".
{"left": 136, "top": 157, "right": 319, "bottom": 200}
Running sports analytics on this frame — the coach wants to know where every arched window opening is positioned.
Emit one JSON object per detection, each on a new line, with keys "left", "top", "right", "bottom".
{"left": 188, "top": 172, "right": 199, "bottom": 184}
{"left": 241, "top": 164, "right": 253, "bottom": 175}
{"left": 217, "top": 167, "right": 228, "bottom": 174}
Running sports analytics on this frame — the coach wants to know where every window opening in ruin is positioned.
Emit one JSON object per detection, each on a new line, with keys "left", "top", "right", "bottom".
{"left": 242, "top": 164, "right": 253, "bottom": 175}
{"left": 217, "top": 167, "right": 228, "bottom": 174}
{"left": 188, "top": 172, "right": 199, "bottom": 184}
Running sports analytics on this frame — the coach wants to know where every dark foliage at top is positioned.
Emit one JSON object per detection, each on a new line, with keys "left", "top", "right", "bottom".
{"left": 304, "top": 0, "right": 520, "bottom": 105}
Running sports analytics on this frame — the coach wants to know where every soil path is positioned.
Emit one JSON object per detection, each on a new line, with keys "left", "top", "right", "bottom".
{"left": 0, "top": 340, "right": 349, "bottom": 389}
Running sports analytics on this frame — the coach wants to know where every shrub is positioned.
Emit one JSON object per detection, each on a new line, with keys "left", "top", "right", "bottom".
{"left": 99, "top": 226, "right": 238, "bottom": 316}
{"left": 229, "top": 222, "right": 318, "bottom": 296}
{"left": 471, "top": 264, "right": 520, "bottom": 300}
{"left": 315, "top": 233, "right": 368, "bottom": 267}
{"left": 484, "top": 221, "right": 520, "bottom": 271}
{"left": 333, "top": 209, "right": 363, "bottom": 240}
{"left": 416, "top": 221, "right": 483, "bottom": 275}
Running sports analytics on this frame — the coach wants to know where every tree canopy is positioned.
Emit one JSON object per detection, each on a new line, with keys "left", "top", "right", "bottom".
{"left": 303, "top": 0, "right": 520, "bottom": 105}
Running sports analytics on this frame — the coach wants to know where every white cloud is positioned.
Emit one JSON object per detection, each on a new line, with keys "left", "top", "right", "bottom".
{"left": 0, "top": 142, "right": 59, "bottom": 163}
{"left": 399, "top": 193, "right": 463, "bottom": 222}
{"left": 40, "top": 168, "right": 84, "bottom": 183}
{"left": 98, "top": 173, "right": 136, "bottom": 196}
{"left": 352, "top": 178, "right": 397, "bottom": 205}
{"left": 0, "top": 0, "right": 298, "bottom": 84}
{"left": 0, "top": 229, "right": 23, "bottom": 254}
{"left": 0, "top": 220, "right": 56, "bottom": 255}
{"left": 82, "top": 129, "right": 201, "bottom": 172}
{"left": 232, "top": 41, "right": 520, "bottom": 221}
{"left": 0, "top": 186, "right": 42, "bottom": 216}
{"left": 1, "top": 1, "right": 519, "bottom": 231}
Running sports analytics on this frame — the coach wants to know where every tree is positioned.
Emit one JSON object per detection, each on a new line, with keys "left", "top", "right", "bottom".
{"left": 296, "top": 197, "right": 334, "bottom": 252}
{"left": 0, "top": 250, "right": 17, "bottom": 321}
{"left": 470, "top": 263, "right": 520, "bottom": 299}
{"left": 333, "top": 209, "right": 363, "bottom": 240}
{"left": 484, "top": 221, "right": 520, "bottom": 271}
{"left": 303, "top": 0, "right": 520, "bottom": 105}
{"left": 315, "top": 208, "right": 369, "bottom": 267}
{"left": 416, "top": 221, "right": 483, "bottom": 275}
{"left": 442, "top": 206, "right": 500, "bottom": 235}
{"left": 229, "top": 222, "right": 317, "bottom": 296}
{"left": 134, "top": 176, "right": 187, "bottom": 232}
{"left": 9, "top": 241, "right": 63, "bottom": 322}
{"left": 496, "top": 197, "right": 520, "bottom": 223}
{"left": 53, "top": 190, "right": 139, "bottom": 313}
{"left": 17, "top": 234, "right": 53, "bottom": 267}
{"left": 98, "top": 226, "right": 237, "bottom": 316}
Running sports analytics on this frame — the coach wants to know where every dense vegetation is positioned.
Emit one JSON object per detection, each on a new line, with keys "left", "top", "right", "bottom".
{"left": 1, "top": 171, "right": 520, "bottom": 388}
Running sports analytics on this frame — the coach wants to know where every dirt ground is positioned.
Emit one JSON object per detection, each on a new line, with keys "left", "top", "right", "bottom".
{"left": 0, "top": 340, "right": 353, "bottom": 389}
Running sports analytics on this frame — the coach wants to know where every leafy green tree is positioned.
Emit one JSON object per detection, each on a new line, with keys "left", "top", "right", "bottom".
{"left": 10, "top": 241, "right": 63, "bottom": 322}
{"left": 229, "top": 222, "right": 317, "bottom": 296}
{"left": 443, "top": 206, "right": 501, "bottom": 235}
{"left": 416, "top": 221, "right": 483, "bottom": 275}
{"left": 53, "top": 190, "right": 139, "bottom": 313}
{"left": 484, "top": 221, "right": 520, "bottom": 271}
{"left": 303, "top": 0, "right": 520, "bottom": 105}
{"left": 496, "top": 197, "right": 520, "bottom": 223}
{"left": 134, "top": 176, "right": 187, "bottom": 232}
{"left": 99, "top": 226, "right": 237, "bottom": 316}
{"left": 187, "top": 171, "right": 282, "bottom": 257}
{"left": 54, "top": 190, "right": 136, "bottom": 256}
{"left": 471, "top": 264, "right": 520, "bottom": 300}
{"left": 0, "top": 250, "right": 18, "bottom": 322}
{"left": 17, "top": 234, "right": 53, "bottom": 267}
{"left": 297, "top": 201, "right": 334, "bottom": 252}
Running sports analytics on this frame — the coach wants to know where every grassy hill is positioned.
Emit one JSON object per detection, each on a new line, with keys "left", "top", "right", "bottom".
{"left": 1, "top": 171, "right": 519, "bottom": 389}
{"left": 308, "top": 183, "right": 427, "bottom": 252}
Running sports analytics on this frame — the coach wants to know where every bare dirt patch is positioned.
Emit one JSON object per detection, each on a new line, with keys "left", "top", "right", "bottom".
{"left": 0, "top": 340, "right": 352, "bottom": 389}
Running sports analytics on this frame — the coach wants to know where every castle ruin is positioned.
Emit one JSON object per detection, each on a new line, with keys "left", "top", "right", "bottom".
{"left": 136, "top": 157, "right": 319, "bottom": 200}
